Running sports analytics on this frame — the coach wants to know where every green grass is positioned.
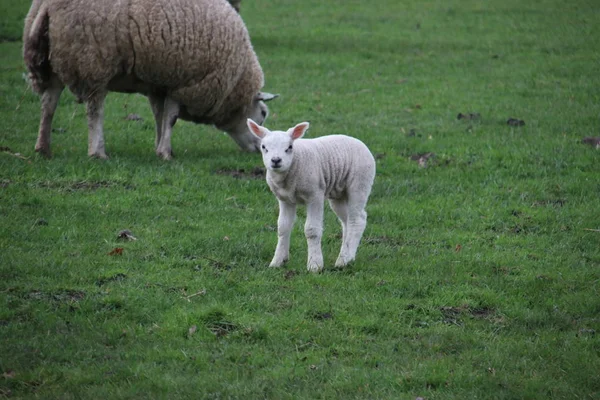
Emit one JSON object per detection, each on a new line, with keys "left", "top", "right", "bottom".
{"left": 1, "top": 0, "right": 599, "bottom": 398}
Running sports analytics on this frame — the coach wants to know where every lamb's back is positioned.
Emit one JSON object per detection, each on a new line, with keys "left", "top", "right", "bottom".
{"left": 295, "top": 135, "right": 375, "bottom": 200}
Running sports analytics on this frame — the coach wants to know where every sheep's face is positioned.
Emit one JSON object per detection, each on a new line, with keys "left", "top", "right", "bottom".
{"left": 247, "top": 119, "right": 310, "bottom": 173}
{"left": 228, "top": 92, "right": 278, "bottom": 152}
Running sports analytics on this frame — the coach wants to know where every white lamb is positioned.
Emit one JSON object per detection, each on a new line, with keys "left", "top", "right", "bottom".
{"left": 247, "top": 119, "right": 376, "bottom": 272}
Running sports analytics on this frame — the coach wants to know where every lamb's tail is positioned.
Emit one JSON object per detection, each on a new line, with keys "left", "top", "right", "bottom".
{"left": 23, "top": 2, "right": 51, "bottom": 94}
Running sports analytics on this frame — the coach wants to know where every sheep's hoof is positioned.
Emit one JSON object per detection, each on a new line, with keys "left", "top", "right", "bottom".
{"left": 157, "top": 149, "right": 174, "bottom": 160}
{"left": 35, "top": 146, "right": 52, "bottom": 158}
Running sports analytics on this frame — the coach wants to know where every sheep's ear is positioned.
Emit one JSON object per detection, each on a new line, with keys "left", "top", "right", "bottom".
{"left": 247, "top": 118, "right": 267, "bottom": 139}
{"left": 255, "top": 92, "right": 279, "bottom": 102}
{"left": 289, "top": 122, "right": 310, "bottom": 141}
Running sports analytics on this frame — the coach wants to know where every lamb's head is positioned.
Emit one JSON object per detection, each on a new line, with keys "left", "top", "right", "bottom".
{"left": 227, "top": 92, "right": 278, "bottom": 152}
{"left": 247, "top": 119, "right": 310, "bottom": 173}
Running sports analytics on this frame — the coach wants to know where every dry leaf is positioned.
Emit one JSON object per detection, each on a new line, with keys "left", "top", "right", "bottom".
{"left": 108, "top": 248, "right": 124, "bottom": 256}
{"left": 455, "top": 244, "right": 462, "bottom": 252}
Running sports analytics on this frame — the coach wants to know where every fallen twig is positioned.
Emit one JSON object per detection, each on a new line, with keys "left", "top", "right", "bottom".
{"left": 583, "top": 228, "right": 600, "bottom": 233}
{"left": 184, "top": 289, "right": 206, "bottom": 302}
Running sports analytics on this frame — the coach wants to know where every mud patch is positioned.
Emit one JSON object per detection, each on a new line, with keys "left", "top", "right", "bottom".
{"left": 364, "top": 235, "right": 404, "bottom": 247}
{"left": 215, "top": 167, "right": 265, "bottom": 179}
{"left": 96, "top": 273, "right": 128, "bottom": 286}
{"left": 507, "top": 118, "right": 525, "bottom": 127}
{"left": 201, "top": 310, "right": 238, "bottom": 337}
{"left": 37, "top": 180, "right": 134, "bottom": 192}
{"left": 27, "top": 289, "right": 85, "bottom": 303}
{"left": 308, "top": 310, "right": 334, "bottom": 321}
{"left": 532, "top": 199, "right": 566, "bottom": 208}
{"left": 457, "top": 112, "right": 481, "bottom": 121}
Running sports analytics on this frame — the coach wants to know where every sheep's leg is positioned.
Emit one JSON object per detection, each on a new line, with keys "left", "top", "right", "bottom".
{"left": 35, "top": 76, "right": 64, "bottom": 157}
{"left": 270, "top": 200, "right": 296, "bottom": 267}
{"left": 86, "top": 90, "right": 108, "bottom": 159}
{"left": 155, "top": 97, "right": 179, "bottom": 160}
{"left": 329, "top": 199, "right": 352, "bottom": 268}
{"left": 148, "top": 94, "right": 164, "bottom": 150}
{"left": 337, "top": 194, "right": 368, "bottom": 267}
{"left": 305, "top": 198, "right": 325, "bottom": 272}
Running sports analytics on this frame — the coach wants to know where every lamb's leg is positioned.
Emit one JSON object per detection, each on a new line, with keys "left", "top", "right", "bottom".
{"left": 148, "top": 94, "right": 164, "bottom": 150}
{"left": 87, "top": 90, "right": 108, "bottom": 158}
{"left": 329, "top": 199, "right": 351, "bottom": 268}
{"left": 270, "top": 200, "right": 296, "bottom": 267}
{"left": 35, "top": 76, "right": 64, "bottom": 157}
{"left": 155, "top": 97, "right": 179, "bottom": 160}
{"left": 336, "top": 193, "right": 368, "bottom": 267}
{"left": 305, "top": 198, "right": 325, "bottom": 272}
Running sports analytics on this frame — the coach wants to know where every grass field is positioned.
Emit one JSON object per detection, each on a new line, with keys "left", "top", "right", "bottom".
{"left": 1, "top": 0, "right": 599, "bottom": 398}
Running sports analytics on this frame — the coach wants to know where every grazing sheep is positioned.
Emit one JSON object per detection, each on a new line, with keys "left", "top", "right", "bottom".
{"left": 23, "top": 0, "right": 277, "bottom": 159}
{"left": 247, "top": 119, "right": 376, "bottom": 272}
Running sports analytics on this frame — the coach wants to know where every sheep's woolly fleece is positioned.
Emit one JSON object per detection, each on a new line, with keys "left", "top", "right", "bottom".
{"left": 23, "top": 0, "right": 273, "bottom": 157}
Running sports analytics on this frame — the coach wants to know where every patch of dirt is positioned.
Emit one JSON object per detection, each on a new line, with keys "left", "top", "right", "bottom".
{"left": 440, "top": 305, "right": 496, "bottom": 324}
{"left": 364, "top": 235, "right": 403, "bottom": 247}
{"left": 284, "top": 270, "right": 298, "bottom": 280}
{"left": 308, "top": 311, "right": 334, "bottom": 321}
{"left": 532, "top": 199, "right": 566, "bottom": 208}
{"left": 470, "top": 306, "right": 495, "bottom": 319}
{"left": 202, "top": 310, "right": 238, "bottom": 337}
{"left": 409, "top": 152, "right": 437, "bottom": 168}
{"left": 457, "top": 112, "right": 481, "bottom": 121}
{"left": 507, "top": 118, "right": 525, "bottom": 127}
{"left": 27, "top": 289, "right": 85, "bottom": 303}
{"left": 96, "top": 273, "right": 128, "bottom": 286}
{"left": 215, "top": 167, "right": 265, "bottom": 179}
{"left": 440, "top": 306, "right": 466, "bottom": 326}
{"left": 37, "top": 180, "right": 134, "bottom": 192}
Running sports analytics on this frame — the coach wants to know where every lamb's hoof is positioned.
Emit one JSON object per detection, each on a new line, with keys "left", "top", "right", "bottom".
{"left": 307, "top": 262, "right": 323, "bottom": 273}
{"left": 269, "top": 259, "right": 287, "bottom": 268}
{"left": 88, "top": 151, "right": 108, "bottom": 159}
{"left": 335, "top": 256, "right": 354, "bottom": 268}
{"left": 35, "top": 146, "right": 52, "bottom": 158}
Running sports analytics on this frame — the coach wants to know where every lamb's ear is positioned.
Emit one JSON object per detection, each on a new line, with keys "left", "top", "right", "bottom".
{"left": 255, "top": 92, "right": 279, "bottom": 102}
{"left": 289, "top": 122, "right": 310, "bottom": 140}
{"left": 247, "top": 118, "right": 267, "bottom": 139}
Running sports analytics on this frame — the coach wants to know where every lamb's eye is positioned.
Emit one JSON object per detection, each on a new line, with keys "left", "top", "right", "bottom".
{"left": 261, "top": 144, "right": 267, "bottom": 153}
{"left": 285, "top": 145, "right": 293, "bottom": 153}
{"left": 261, "top": 110, "right": 267, "bottom": 118}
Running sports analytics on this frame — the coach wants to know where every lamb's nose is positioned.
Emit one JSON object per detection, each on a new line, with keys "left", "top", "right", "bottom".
{"left": 271, "top": 157, "right": 282, "bottom": 167}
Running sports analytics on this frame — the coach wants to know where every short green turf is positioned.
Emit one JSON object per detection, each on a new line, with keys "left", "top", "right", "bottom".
{"left": 1, "top": 0, "right": 599, "bottom": 399}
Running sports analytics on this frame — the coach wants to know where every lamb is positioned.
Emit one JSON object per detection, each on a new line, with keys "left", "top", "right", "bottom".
{"left": 247, "top": 119, "right": 376, "bottom": 272}
{"left": 23, "top": 0, "right": 277, "bottom": 160}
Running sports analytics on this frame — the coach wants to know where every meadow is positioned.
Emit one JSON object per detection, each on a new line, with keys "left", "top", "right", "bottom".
{"left": 1, "top": 0, "right": 599, "bottom": 398}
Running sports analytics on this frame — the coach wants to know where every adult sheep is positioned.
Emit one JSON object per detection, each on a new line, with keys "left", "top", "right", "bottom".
{"left": 23, "top": 0, "right": 277, "bottom": 159}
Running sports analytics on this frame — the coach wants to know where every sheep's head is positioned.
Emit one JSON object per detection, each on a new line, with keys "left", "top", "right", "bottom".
{"left": 247, "top": 119, "right": 310, "bottom": 173}
{"left": 227, "top": 92, "right": 278, "bottom": 152}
